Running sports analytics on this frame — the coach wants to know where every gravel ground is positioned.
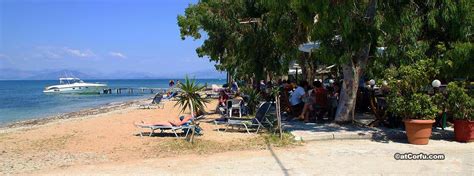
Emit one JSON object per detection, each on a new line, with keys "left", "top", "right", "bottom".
{"left": 36, "top": 139, "right": 474, "bottom": 175}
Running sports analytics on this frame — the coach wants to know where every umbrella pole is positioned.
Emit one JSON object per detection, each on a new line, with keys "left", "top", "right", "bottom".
{"left": 276, "top": 94, "right": 283, "bottom": 139}
{"left": 295, "top": 68, "right": 298, "bottom": 81}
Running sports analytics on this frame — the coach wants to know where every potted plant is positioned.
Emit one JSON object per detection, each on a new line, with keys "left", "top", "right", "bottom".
{"left": 385, "top": 59, "right": 440, "bottom": 145}
{"left": 175, "top": 76, "right": 209, "bottom": 142}
{"left": 445, "top": 82, "right": 474, "bottom": 142}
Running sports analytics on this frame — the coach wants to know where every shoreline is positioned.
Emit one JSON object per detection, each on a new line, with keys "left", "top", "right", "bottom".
{"left": 0, "top": 97, "right": 151, "bottom": 132}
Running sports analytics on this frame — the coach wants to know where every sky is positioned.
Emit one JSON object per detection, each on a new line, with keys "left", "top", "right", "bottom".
{"left": 0, "top": 0, "right": 221, "bottom": 78}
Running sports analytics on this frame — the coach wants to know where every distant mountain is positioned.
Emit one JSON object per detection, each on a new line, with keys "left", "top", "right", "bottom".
{"left": 0, "top": 68, "right": 225, "bottom": 80}
{"left": 27, "top": 69, "right": 96, "bottom": 80}
{"left": 186, "top": 69, "right": 226, "bottom": 79}
{"left": 0, "top": 68, "right": 36, "bottom": 80}
{"left": 0, "top": 69, "right": 95, "bottom": 80}
{"left": 102, "top": 71, "right": 156, "bottom": 79}
{"left": 124, "top": 69, "right": 226, "bottom": 79}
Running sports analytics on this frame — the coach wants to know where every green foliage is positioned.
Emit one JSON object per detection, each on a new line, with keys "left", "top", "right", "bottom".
{"left": 177, "top": 0, "right": 290, "bottom": 81}
{"left": 269, "top": 86, "right": 280, "bottom": 99}
{"left": 438, "top": 42, "right": 474, "bottom": 80}
{"left": 445, "top": 82, "right": 473, "bottom": 120}
{"left": 240, "top": 87, "right": 261, "bottom": 115}
{"left": 384, "top": 59, "right": 440, "bottom": 119}
{"left": 175, "top": 76, "right": 209, "bottom": 115}
{"left": 371, "top": 0, "right": 474, "bottom": 80}
{"left": 178, "top": 0, "right": 473, "bottom": 121}
{"left": 262, "top": 132, "right": 298, "bottom": 147}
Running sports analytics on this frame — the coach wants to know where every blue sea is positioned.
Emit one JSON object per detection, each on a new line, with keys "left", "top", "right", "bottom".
{"left": 0, "top": 79, "right": 225, "bottom": 125}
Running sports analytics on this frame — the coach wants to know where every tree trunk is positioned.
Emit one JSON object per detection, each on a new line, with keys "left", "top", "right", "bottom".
{"left": 334, "top": 0, "right": 376, "bottom": 123}
{"left": 188, "top": 98, "right": 195, "bottom": 143}
{"left": 334, "top": 60, "right": 361, "bottom": 123}
{"left": 299, "top": 54, "right": 311, "bottom": 83}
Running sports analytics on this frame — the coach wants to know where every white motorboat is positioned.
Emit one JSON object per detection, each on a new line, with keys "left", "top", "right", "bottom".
{"left": 43, "top": 78, "right": 107, "bottom": 94}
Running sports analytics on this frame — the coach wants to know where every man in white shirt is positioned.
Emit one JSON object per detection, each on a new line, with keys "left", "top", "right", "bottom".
{"left": 289, "top": 81, "right": 308, "bottom": 119}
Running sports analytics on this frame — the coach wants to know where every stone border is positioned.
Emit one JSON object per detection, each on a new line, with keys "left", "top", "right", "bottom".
{"left": 289, "top": 126, "right": 454, "bottom": 142}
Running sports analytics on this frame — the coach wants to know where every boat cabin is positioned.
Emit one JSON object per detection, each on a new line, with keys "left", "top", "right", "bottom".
{"left": 59, "top": 78, "right": 84, "bottom": 84}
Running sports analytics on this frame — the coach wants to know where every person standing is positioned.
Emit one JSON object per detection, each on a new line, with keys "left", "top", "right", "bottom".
{"left": 169, "top": 80, "right": 175, "bottom": 87}
{"left": 259, "top": 80, "right": 266, "bottom": 92}
{"left": 176, "top": 80, "right": 181, "bottom": 87}
{"left": 231, "top": 81, "right": 239, "bottom": 93}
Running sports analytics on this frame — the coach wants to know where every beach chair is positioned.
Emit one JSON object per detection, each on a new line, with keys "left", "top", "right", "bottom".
{"left": 135, "top": 123, "right": 193, "bottom": 138}
{"left": 214, "top": 102, "right": 274, "bottom": 134}
{"left": 162, "top": 91, "right": 178, "bottom": 101}
{"left": 135, "top": 115, "right": 204, "bottom": 138}
{"left": 139, "top": 93, "right": 164, "bottom": 109}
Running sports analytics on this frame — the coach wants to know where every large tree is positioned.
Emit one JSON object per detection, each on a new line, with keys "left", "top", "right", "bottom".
{"left": 294, "top": 0, "right": 472, "bottom": 122}
{"left": 178, "top": 0, "right": 289, "bottom": 83}
{"left": 289, "top": 0, "right": 378, "bottom": 122}
{"left": 178, "top": 0, "right": 473, "bottom": 123}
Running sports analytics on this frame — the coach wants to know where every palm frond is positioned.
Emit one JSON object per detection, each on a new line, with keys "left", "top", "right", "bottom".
{"left": 174, "top": 75, "right": 209, "bottom": 114}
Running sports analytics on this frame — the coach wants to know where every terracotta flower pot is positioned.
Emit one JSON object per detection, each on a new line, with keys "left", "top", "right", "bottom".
{"left": 454, "top": 120, "right": 474, "bottom": 142}
{"left": 404, "top": 119, "right": 435, "bottom": 145}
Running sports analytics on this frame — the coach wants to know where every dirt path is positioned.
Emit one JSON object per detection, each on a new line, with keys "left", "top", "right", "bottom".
{"left": 36, "top": 140, "right": 473, "bottom": 175}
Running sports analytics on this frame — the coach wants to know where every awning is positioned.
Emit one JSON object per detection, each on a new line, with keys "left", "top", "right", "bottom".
{"left": 298, "top": 41, "right": 320, "bottom": 53}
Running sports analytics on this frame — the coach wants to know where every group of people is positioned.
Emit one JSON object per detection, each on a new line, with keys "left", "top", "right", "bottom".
{"left": 215, "top": 78, "right": 341, "bottom": 123}
{"left": 283, "top": 79, "right": 340, "bottom": 123}
{"left": 168, "top": 80, "right": 181, "bottom": 87}
{"left": 216, "top": 88, "right": 246, "bottom": 115}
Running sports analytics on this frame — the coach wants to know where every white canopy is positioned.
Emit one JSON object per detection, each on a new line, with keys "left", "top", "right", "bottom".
{"left": 298, "top": 41, "right": 320, "bottom": 53}
{"left": 288, "top": 68, "right": 303, "bottom": 75}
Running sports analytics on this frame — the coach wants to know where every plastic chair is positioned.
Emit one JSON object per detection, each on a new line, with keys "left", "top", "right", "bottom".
{"left": 227, "top": 99, "right": 243, "bottom": 118}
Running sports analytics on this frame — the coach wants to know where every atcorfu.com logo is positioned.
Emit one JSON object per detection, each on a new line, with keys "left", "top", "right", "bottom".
{"left": 394, "top": 153, "right": 445, "bottom": 160}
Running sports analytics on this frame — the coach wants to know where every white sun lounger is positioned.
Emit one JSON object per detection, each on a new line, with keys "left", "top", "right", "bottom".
{"left": 135, "top": 124, "right": 193, "bottom": 138}
{"left": 214, "top": 102, "right": 274, "bottom": 134}
{"left": 135, "top": 115, "right": 204, "bottom": 138}
{"left": 225, "top": 118, "right": 263, "bottom": 134}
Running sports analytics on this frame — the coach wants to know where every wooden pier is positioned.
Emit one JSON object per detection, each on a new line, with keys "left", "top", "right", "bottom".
{"left": 102, "top": 88, "right": 168, "bottom": 95}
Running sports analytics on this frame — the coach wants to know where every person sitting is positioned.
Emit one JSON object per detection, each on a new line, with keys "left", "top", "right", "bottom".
{"left": 216, "top": 90, "right": 229, "bottom": 114}
{"left": 233, "top": 92, "right": 244, "bottom": 101}
{"left": 311, "top": 81, "right": 328, "bottom": 122}
{"left": 276, "top": 80, "right": 291, "bottom": 114}
{"left": 136, "top": 114, "right": 193, "bottom": 127}
{"left": 218, "top": 90, "right": 229, "bottom": 106}
{"left": 289, "top": 81, "right": 308, "bottom": 120}
{"left": 300, "top": 81, "right": 317, "bottom": 122}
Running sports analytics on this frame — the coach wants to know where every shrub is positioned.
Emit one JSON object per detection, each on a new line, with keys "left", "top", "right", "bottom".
{"left": 384, "top": 59, "right": 439, "bottom": 120}
{"left": 445, "top": 82, "right": 473, "bottom": 120}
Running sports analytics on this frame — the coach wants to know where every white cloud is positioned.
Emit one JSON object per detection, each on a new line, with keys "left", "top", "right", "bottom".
{"left": 109, "top": 52, "right": 127, "bottom": 59}
{"left": 0, "top": 53, "right": 9, "bottom": 59}
{"left": 33, "top": 46, "right": 96, "bottom": 59}
{"left": 64, "top": 47, "right": 95, "bottom": 58}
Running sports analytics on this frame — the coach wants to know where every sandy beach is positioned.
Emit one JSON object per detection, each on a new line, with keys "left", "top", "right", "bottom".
{"left": 0, "top": 98, "right": 275, "bottom": 175}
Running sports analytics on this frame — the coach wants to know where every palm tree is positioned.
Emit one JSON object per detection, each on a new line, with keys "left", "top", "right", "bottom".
{"left": 174, "top": 76, "right": 209, "bottom": 142}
